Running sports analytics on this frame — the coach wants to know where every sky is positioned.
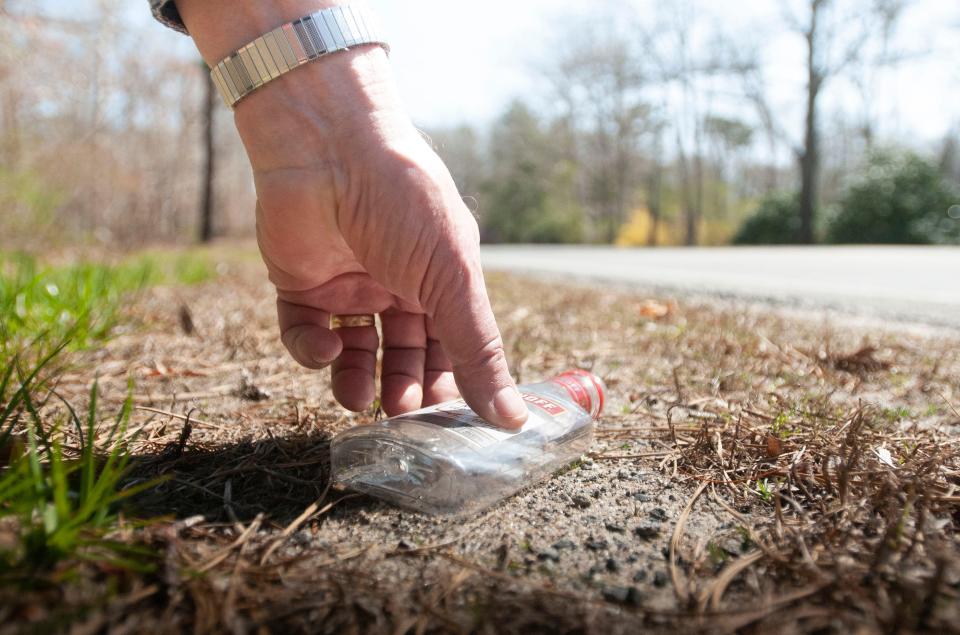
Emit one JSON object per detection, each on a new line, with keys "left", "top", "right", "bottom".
{"left": 38, "top": 0, "right": 960, "bottom": 148}
{"left": 366, "top": 0, "right": 959, "bottom": 147}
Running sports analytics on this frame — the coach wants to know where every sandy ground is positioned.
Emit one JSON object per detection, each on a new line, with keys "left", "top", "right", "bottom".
{"left": 28, "top": 253, "right": 959, "bottom": 634}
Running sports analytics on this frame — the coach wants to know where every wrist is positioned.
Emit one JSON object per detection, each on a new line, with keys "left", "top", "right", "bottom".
{"left": 232, "top": 46, "right": 415, "bottom": 173}
{"left": 180, "top": 0, "right": 411, "bottom": 172}
{"left": 178, "top": 0, "right": 354, "bottom": 64}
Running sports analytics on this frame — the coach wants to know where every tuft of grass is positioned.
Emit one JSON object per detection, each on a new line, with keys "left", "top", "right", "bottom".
{"left": 0, "top": 253, "right": 152, "bottom": 354}
{"left": 754, "top": 478, "right": 773, "bottom": 503}
{"left": 0, "top": 361, "right": 161, "bottom": 579}
{"left": 0, "top": 249, "right": 209, "bottom": 593}
{"left": 881, "top": 406, "right": 912, "bottom": 424}
{"left": 707, "top": 541, "right": 728, "bottom": 567}
{"left": 0, "top": 251, "right": 214, "bottom": 359}
{"left": 770, "top": 411, "right": 791, "bottom": 439}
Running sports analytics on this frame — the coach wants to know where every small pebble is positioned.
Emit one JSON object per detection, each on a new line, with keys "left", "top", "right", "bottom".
{"left": 634, "top": 522, "right": 662, "bottom": 540}
{"left": 721, "top": 537, "right": 744, "bottom": 556}
{"left": 650, "top": 508, "right": 668, "bottom": 522}
{"left": 605, "top": 523, "right": 626, "bottom": 534}
{"left": 602, "top": 586, "right": 629, "bottom": 604}
{"left": 632, "top": 492, "right": 653, "bottom": 502}
{"left": 553, "top": 539, "right": 576, "bottom": 551}
{"left": 585, "top": 537, "right": 609, "bottom": 551}
{"left": 633, "top": 569, "right": 647, "bottom": 582}
{"left": 537, "top": 548, "right": 561, "bottom": 562}
{"left": 653, "top": 571, "right": 669, "bottom": 587}
{"left": 571, "top": 494, "right": 592, "bottom": 509}
{"left": 603, "top": 585, "right": 643, "bottom": 607}
{"left": 606, "top": 558, "right": 620, "bottom": 572}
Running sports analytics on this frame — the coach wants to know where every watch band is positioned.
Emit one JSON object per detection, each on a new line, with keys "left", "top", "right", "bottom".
{"left": 209, "top": 4, "right": 388, "bottom": 108}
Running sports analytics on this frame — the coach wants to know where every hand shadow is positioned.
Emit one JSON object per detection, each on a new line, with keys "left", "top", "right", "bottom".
{"left": 126, "top": 431, "right": 361, "bottom": 525}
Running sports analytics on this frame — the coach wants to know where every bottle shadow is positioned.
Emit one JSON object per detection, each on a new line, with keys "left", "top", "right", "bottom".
{"left": 127, "top": 431, "right": 378, "bottom": 524}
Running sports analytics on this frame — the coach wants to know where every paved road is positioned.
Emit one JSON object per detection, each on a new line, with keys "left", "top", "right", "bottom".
{"left": 481, "top": 245, "right": 960, "bottom": 329}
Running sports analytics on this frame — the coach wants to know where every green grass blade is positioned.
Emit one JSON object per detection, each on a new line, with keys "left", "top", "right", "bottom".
{"left": 48, "top": 438, "right": 70, "bottom": 531}
{"left": 81, "top": 380, "right": 99, "bottom": 503}
{"left": 0, "top": 339, "right": 69, "bottom": 445}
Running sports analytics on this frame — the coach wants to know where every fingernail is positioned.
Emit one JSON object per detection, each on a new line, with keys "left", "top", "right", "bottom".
{"left": 493, "top": 386, "right": 528, "bottom": 425}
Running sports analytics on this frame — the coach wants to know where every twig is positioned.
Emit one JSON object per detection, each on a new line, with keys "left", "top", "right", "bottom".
{"left": 698, "top": 551, "right": 764, "bottom": 611}
{"left": 672, "top": 366, "right": 686, "bottom": 404}
{"left": 938, "top": 391, "right": 960, "bottom": 419}
{"left": 134, "top": 406, "right": 224, "bottom": 430}
{"left": 197, "top": 513, "right": 263, "bottom": 574}
{"left": 386, "top": 539, "right": 460, "bottom": 558}
{"left": 590, "top": 451, "right": 674, "bottom": 460}
{"left": 133, "top": 385, "right": 235, "bottom": 404}
{"left": 259, "top": 480, "right": 334, "bottom": 565}
{"left": 670, "top": 481, "right": 709, "bottom": 605}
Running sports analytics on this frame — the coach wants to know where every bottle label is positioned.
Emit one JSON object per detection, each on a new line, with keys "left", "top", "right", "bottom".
{"left": 521, "top": 392, "right": 566, "bottom": 416}
{"left": 551, "top": 375, "right": 591, "bottom": 412}
{"left": 403, "top": 393, "right": 567, "bottom": 449}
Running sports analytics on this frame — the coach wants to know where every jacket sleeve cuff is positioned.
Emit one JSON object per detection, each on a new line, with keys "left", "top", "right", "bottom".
{"left": 149, "top": 0, "right": 189, "bottom": 35}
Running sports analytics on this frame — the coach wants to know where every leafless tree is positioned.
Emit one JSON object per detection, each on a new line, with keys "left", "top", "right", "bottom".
{"left": 198, "top": 69, "right": 216, "bottom": 243}
{"left": 544, "top": 15, "right": 651, "bottom": 243}
{"left": 783, "top": 0, "right": 909, "bottom": 243}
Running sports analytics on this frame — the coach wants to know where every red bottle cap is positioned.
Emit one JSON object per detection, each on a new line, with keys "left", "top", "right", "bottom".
{"left": 554, "top": 369, "right": 606, "bottom": 419}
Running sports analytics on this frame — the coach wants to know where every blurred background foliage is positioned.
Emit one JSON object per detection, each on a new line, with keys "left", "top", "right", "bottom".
{"left": 0, "top": 1, "right": 958, "bottom": 249}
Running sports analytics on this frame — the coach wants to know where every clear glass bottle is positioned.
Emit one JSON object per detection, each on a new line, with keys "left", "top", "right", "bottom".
{"left": 331, "top": 370, "right": 605, "bottom": 515}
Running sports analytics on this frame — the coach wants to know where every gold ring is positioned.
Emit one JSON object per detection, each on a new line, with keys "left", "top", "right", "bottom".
{"left": 330, "top": 314, "right": 376, "bottom": 329}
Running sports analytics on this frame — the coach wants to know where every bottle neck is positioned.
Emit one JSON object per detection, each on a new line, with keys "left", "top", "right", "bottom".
{"left": 548, "top": 370, "right": 605, "bottom": 420}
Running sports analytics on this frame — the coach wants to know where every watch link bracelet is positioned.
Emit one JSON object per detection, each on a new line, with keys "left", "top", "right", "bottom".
{"left": 209, "top": 4, "right": 389, "bottom": 109}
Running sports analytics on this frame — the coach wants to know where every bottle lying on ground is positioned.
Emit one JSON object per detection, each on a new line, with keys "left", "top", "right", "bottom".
{"left": 331, "top": 370, "right": 605, "bottom": 515}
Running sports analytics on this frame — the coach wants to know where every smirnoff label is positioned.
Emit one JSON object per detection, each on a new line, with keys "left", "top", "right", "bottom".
{"left": 521, "top": 392, "right": 566, "bottom": 416}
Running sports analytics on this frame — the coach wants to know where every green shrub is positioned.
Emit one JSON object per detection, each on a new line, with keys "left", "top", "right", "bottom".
{"left": 732, "top": 192, "right": 804, "bottom": 245}
{"left": 826, "top": 150, "right": 960, "bottom": 244}
{"left": 481, "top": 101, "right": 584, "bottom": 243}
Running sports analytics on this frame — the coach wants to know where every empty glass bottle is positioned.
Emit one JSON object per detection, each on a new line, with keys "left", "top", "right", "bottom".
{"left": 331, "top": 370, "right": 605, "bottom": 515}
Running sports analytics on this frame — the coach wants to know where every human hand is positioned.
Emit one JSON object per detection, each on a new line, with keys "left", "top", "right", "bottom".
{"left": 178, "top": 1, "right": 527, "bottom": 427}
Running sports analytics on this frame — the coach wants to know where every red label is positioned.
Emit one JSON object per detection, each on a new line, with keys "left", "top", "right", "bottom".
{"left": 552, "top": 375, "right": 591, "bottom": 412}
{"left": 521, "top": 392, "right": 566, "bottom": 416}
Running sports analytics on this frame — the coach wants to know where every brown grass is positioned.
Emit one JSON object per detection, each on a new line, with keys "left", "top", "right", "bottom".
{"left": 2, "top": 259, "right": 958, "bottom": 634}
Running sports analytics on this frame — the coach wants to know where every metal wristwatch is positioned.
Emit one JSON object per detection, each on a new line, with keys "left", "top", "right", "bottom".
{"left": 209, "top": 4, "right": 388, "bottom": 108}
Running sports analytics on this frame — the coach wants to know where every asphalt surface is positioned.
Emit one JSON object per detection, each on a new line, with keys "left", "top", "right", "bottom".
{"left": 481, "top": 245, "right": 960, "bottom": 329}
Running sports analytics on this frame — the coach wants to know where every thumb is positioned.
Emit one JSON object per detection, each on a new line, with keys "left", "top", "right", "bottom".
{"left": 423, "top": 243, "right": 528, "bottom": 429}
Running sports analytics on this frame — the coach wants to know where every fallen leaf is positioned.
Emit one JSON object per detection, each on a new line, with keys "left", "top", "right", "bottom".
{"left": 765, "top": 434, "right": 782, "bottom": 458}
{"left": 639, "top": 300, "right": 674, "bottom": 320}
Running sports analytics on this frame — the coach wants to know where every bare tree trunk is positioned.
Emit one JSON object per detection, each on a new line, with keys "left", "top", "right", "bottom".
{"left": 198, "top": 72, "right": 216, "bottom": 243}
{"left": 646, "top": 163, "right": 662, "bottom": 247}
{"left": 798, "top": 0, "right": 824, "bottom": 244}
{"left": 691, "top": 150, "right": 704, "bottom": 245}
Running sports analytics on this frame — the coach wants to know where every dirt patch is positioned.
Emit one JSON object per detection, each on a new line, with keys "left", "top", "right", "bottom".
{"left": 5, "top": 261, "right": 959, "bottom": 634}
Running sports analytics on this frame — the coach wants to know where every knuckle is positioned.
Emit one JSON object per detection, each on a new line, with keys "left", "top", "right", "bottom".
{"left": 454, "top": 334, "right": 507, "bottom": 373}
